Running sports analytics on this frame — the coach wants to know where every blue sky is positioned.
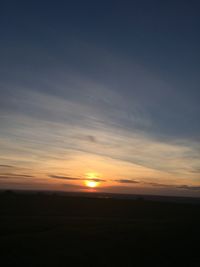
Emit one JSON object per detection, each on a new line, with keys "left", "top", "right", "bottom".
{"left": 0, "top": 0, "right": 200, "bottom": 196}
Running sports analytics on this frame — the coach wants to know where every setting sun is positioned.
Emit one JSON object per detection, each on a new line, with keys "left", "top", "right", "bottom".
{"left": 84, "top": 172, "right": 101, "bottom": 188}
{"left": 85, "top": 180, "right": 98, "bottom": 188}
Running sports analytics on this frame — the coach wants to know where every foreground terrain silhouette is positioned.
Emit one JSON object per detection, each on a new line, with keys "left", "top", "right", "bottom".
{"left": 0, "top": 191, "right": 200, "bottom": 266}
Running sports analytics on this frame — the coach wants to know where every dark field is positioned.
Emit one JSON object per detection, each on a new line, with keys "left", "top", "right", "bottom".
{"left": 0, "top": 191, "right": 200, "bottom": 266}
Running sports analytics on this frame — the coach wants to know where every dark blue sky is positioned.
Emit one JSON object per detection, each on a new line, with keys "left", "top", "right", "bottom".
{"left": 0, "top": 0, "right": 200, "bottom": 196}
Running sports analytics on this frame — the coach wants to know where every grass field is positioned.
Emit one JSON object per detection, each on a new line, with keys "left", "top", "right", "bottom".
{"left": 0, "top": 191, "right": 199, "bottom": 266}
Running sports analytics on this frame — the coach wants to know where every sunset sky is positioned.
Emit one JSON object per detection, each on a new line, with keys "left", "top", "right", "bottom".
{"left": 0, "top": 1, "right": 200, "bottom": 197}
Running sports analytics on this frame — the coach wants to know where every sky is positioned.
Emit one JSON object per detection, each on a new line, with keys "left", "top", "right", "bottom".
{"left": 0, "top": 0, "right": 200, "bottom": 197}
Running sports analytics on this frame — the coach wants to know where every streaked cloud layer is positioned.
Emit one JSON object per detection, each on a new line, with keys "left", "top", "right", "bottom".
{"left": 0, "top": 1, "right": 200, "bottom": 196}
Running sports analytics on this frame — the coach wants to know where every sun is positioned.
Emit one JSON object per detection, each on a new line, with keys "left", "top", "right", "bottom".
{"left": 84, "top": 172, "right": 101, "bottom": 188}
{"left": 85, "top": 180, "right": 98, "bottom": 188}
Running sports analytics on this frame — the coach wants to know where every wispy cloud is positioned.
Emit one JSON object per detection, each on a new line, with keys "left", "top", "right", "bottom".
{"left": 0, "top": 173, "right": 34, "bottom": 179}
{"left": 0, "top": 43, "right": 200, "bottom": 197}
{"left": 176, "top": 185, "right": 200, "bottom": 191}
{"left": 49, "top": 175, "right": 80, "bottom": 180}
{"left": 49, "top": 175, "right": 106, "bottom": 182}
{"left": 144, "top": 182, "right": 200, "bottom": 192}
{"left": 115, "top": 179, "right": 139, "bottom": 184}
{"left": 0, "top": 165, "right": 14, "bottom": 168}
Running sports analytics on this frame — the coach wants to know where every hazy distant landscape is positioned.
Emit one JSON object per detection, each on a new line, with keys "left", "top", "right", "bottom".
{"left": 0, "top": 191, "right": 200, "bottom": 266}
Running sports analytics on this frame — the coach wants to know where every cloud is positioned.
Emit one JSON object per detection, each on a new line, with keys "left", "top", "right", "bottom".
{"left": 49, "top": 175, "right": 80, "bottom": 180}
{"left": 49, "top": 175, "right": 106, "bottom": 182}
{"left": 146, "top": 182, "right": 200, "bottom": 191}
{"left": 0, "top": 41, "right": 200, "bottom": 198}
{"left": 1, "top": 87, "right": 199, "bottom": 177}
{"left": 176, "top": 185, "right": 200, "bottom": 191}
{"left": 86, "top": 135, "right": 97, "bottom": 143}
{"left": 0, "top": 173, "right": 34, "bottom": 179}
{"left": 190, "top": 168, "right": 200, "bottom": 174}
{"left": 115, "top": 179, "right": 139, "bottom": 184}
{"left": 0, "top": 165, "right": 14, "bottom": 168}
{"left": 89, "top": 178, "right": 106, "bottom": 182}
{"left": 146, "top": 182, "right": 172, "bottom": 188}
{"left": 113, "top": 179, "right": 200, "bottom": 192}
